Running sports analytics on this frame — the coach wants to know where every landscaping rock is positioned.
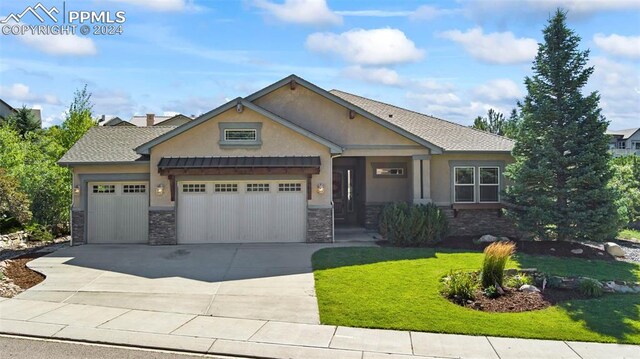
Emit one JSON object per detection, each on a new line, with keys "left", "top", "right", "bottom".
{"left": 604, "top": 242, "right": 625, "bottom": 257}
{"left": 519, "top": 284, "right": 540, "bottom": 293}
{"left": 477, "top": 234, "right": 498, "bottom": 243}
{"left": 602, "top": 281, "right": 640, "bottom": 294}
{"left": 570, "top": 248, "right": 584, "bottom": 254}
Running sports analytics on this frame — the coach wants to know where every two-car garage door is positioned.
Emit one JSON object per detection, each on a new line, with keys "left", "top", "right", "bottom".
{"left": 177, "top": 180, "right": 306, "bottom": 243}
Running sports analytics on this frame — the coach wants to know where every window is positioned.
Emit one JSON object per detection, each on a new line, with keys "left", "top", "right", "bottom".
{"left": 616, "top": 141, "right": 626, "bottom": 149}
{"left": 214, "top": 183, "right": 238, "bottom": 192}
{"left": 92, "top": 184, "right": 115, "bottom": 193}
{"left": 123, "top": 184, "right": 146, "bottom": 193}
{"left": 224, "top": 129, "right": 257, "bottom": 141}
{"left": 182, "top": 183, "right": 206, "bottom": 193}
{"left": 634, "top": 142, "right": 640, "bottom": 150}
{"left": 372, "top": 162, "right": 407, "bottom": 178}
{"left": 279, "top": 183, "right": 301, "bottom": 192}
{"left": 479, "top": 167, "right": 500, "bottom": 202}
{"left": 375, "top": 168, "right": 404, "bottom": 176}
{"left": 247, "top": 183, "right": 269, "bottom": 192}
{"left": 454, "top": 167, "right": 475, "bottom": 203}
{"left": 219, "top": 122, "right": 262, "bottom": 146}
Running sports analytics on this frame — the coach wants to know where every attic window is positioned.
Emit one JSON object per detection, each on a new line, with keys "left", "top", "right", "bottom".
{"left": 219, "top": 122, "right": 262, "bottom": 147}
{"left": 224, "top": 129, "right": 256, "bottom": 141}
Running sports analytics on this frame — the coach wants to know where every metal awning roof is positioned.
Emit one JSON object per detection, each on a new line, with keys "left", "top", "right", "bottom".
{"left": 157, "top": 156, "right": 321, "bottom": 169}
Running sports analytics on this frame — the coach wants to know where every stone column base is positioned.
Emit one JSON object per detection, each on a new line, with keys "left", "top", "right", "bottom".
{"left": 149, "top": 209, "right": 177, "bottom": 245}
{"left": 71, "top": 210, "right": 85, "bottom": 245}
{"left": 307, "top": 207, "right": 332, "bottom": 243}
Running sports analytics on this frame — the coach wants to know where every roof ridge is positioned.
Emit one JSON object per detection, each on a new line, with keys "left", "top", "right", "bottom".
{"left": 330, "top": 89, "right": 515, "bottom": 144}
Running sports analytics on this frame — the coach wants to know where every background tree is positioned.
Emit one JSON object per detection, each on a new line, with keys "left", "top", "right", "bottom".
{"left": 505, "top": 10, "right": 618, "bottom": 242}
{"left": 60, "top": 84, "right": 96, "bottom": 150}
{"left": 5, "top": 106, "right": 40, "bottom": 136}
{"left": 471, "top": 108, "right": 519, "bottom": 138}
{"left": 609, "top": 156, "right": 640, "bottom": 227}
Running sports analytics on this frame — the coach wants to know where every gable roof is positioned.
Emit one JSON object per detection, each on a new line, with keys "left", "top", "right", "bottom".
{"left": 156, "top": 114, "right": 192, "bottom": 126}
{"left": 58, "top": 127, "right": 174, "bottom": 165}
{"left": 135, "top": 98, "right": 343, "bottom": 155}
{"left": 246, "top": 74, "right": 444, "bottom": 154}
{"left": 607, "top": 128, "right": 639, "bottom": 140}
{"left": 330, "top": 90, "right": 515, "bottom": 153}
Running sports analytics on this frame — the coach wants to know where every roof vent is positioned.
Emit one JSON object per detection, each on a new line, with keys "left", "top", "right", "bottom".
{"left": 388, "top": 114, "right": 393, "bottom": 118}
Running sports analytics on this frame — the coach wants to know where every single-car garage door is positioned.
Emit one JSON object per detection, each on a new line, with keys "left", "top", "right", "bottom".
{"left": 177, "top": 180, "right": 306, "bottom": 243}
{"left": 87, "top": 182, "right": 148, "bottom": 243}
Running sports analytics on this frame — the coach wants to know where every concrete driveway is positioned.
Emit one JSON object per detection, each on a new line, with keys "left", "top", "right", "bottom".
{"left": 17, "top": 243, "right": 350, "bottom": 324}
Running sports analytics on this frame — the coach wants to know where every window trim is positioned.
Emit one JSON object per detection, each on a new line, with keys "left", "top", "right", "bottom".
{"left": 453, "top": 166, "right": 476, "bottom": 203}
{"left": 449, "top": 160, "right": 505, "bottom": 205}
{"left": 478, "top": 166, "right": 500, "bottom": 203}
{"left": 219, "top": 122, "right": 262, "bottom": 147}
{"left": 224, "top": 128, "right": 257, "bottom": 142}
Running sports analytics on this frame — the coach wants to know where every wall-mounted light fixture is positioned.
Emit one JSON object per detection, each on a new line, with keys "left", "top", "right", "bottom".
{"left": 316, "top": 183, "right": 325, "bottom": 194}
{"left": 348, "top": 109, "right": 356, "bottom": 119}
{"left": 236, "top": 102, "right": 244, "bottom": 113}
{"left": 156, "top": 184, "right": 164, "bottom": 196}
{"left": 73, "top": 185, "right": 81, "bottom": 194}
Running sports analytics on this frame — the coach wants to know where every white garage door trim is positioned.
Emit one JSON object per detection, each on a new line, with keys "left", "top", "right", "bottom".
{"left": 177, "top": 180, "right": 307, "bottom": 244}
{"left": 87, "top": 182, "right": 149, "bottom": 244}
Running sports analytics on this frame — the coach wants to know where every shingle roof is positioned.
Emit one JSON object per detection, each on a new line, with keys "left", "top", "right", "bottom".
{"left": 58, "top": 127, "right": 175, "bottom": 164}
{"left": 606, "top": 128, "right": 639, "bottom": 140}
{"left": 330, "top": 89, "right": 515, "bottom": 152}
{"left": 158, "top": 156, "right": 321, "bottom": 169}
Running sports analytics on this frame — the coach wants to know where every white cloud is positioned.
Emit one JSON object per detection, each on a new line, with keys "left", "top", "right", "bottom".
{"left": 593, "top": 34, "right": 640, "bottom": 59}
{"left": 109, "top": 0, "right": 194, "bottom": 12}
{"left": 472, "top": 79, "right": 523, "bottom": 102}
{"left": 335, "top": 10, "right": 412, "bottom": 17}
{"left": 0, "top": 83, "right": 60, "bottom": 105}
{"left": 252, "top": 0, "right": 342, "bottom": 26}
{"left": 464, "top": 0, "right": 640, "bottom": 21}
{"left": 409, "top": 5, "right": 460, "bottom": 20}
{"left": 18, "top": 32, "right": 97, "bottom": 56}
{"left": 439, "top": 27, "right": 537, "bottom": 65}
{"left": 589, "top": 57, "right": 640, "bottom": 129}
{"left": 92, "top": 89, "right": 136, "bottom": 116}
{"left": 342, "top": 66, "right": 403, "bottom": 86}
{"left": 306, "top": 28, "right": 425, "bottom": 66}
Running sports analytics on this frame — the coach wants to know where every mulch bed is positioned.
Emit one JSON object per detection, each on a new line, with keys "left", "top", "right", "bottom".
{"left": 439, "top": 236, "right": 613, "bottom": 261}
{"left": 2, "top": 252, "right": 46, "bottom": 290}
{"left": 460, "top": 287, "right": 590, "bottom": 313}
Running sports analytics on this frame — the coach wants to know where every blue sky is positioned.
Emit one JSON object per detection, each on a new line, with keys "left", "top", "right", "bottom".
{"left": 0, "top": 0, "right": 638, "bottom": 129}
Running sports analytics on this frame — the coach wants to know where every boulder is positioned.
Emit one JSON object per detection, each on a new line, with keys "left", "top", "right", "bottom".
{"left": 519, "top": 284, "right": 540, "bottom": 293}
{"left": 477, "top": 235, "right": 498, "bottom": 243}
{"left": 604, "top": 242, "right": 625, "bottom": 257}
{"left": 570, "top": 248, "right": 583, "bottom": 255}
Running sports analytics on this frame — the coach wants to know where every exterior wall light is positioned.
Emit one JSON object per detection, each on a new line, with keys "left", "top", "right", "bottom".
{"left": 156, "top": 184, "right": 164, "bottom": 196}
{"left": 316, "top": 183, "right": 325, "bottom": 194}
{"left": 73, "top": 185, "right": 81, "bottom": 194}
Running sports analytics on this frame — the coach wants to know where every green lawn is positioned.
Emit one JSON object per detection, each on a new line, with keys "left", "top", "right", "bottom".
{"left": 619, "top": 228, "right": 640, "bottom": 241}
{"left": 312, "top": 247, "right": 640, "bottom": 344}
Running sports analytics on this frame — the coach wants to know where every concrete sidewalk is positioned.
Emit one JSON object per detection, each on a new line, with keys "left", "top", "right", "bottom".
{"left": 1, "top": 298, "right": 637, "bottom": 359}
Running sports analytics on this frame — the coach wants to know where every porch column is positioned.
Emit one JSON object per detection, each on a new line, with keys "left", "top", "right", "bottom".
{"left": 412, "top": 155, "right": 431, "bottom": 204}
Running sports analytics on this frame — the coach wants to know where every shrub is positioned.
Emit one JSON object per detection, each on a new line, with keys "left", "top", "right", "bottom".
{"left": 379, "top": 202, "right": 448, "bottom": 246}
{"left": 481, "top": 241, "right": 515, "bottom": 288}
{"left": 27, "top": 224, "right": 54, "bottom": 242}
{"left": 579, "top": 278, "right": 603, "bottom": 298}
{"left": 440, "top": 270, "right": 478, "bottom": 303}
{"left": 505, "top": 273, "right": 532, "bottom": 288}
{"left": 483, "top": 285, "right": 500, "bottom": 298}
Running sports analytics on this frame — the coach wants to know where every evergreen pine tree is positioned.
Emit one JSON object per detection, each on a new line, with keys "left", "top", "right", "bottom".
{"left": 505, "top": 10, "right": 618, "bottom": 241}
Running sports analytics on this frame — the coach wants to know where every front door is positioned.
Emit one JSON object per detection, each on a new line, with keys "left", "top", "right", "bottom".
{"left": 333, "top": 167, "right": 357, "bottom": 224}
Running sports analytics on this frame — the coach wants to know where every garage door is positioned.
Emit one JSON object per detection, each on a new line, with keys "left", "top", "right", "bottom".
{"left": 177, "top": 180, "right": 306, "bottom": 243}
{"left": 87, "top": 182, "right": 148, "bottom": 244}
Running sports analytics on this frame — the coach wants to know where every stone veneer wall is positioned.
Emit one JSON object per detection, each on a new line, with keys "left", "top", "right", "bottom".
{"left": 364, "top": 204, "right": 385, "bottom": 231}
{"left": 149, "top": 209, "right": 177, "bottom": 245}
{"left": 71, "top": 210, "right": 85, "bottom": 245}
{"left": 441, "top": 208, "right": 522, "bottom": 238}
{"left": 307, "top": 207, "right": 332, "bottom": 243}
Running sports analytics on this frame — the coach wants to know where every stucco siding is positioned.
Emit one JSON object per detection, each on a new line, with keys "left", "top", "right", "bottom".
{"left": 254, "top": 85, "right": 420, "bottom": 147}
{"left": 430, "top": 153, "right": 514, "bottom": 205}
{"left": 149, "top": 106, "right": 332, "bottom": 207}
{"left": 365, "top": 156, "right": 412, "bottom": 203}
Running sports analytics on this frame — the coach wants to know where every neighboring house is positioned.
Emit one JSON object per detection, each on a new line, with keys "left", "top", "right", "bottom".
{"left": 59, "top": 75, "right": 516, "bottom": 246}
{"left": 100, "top": 113, "right": 193, "bottom": 127}
{"left": 607, "top": 128, "right": 640, "bottom": 157}
{"left": 0, "top": 99, "right": 42, "bottom": 127}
